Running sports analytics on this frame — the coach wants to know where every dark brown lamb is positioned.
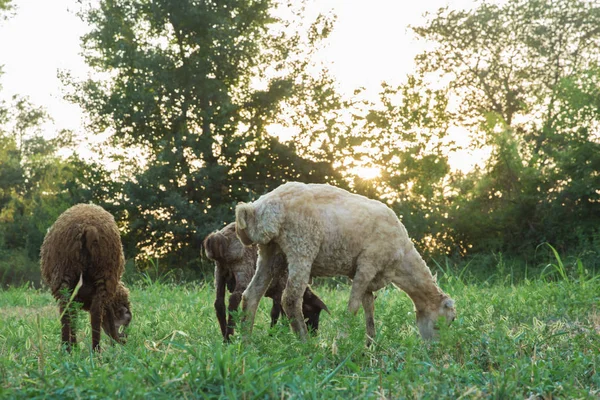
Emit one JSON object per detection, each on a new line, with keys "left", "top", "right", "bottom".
{"left": 40, "top": 203, "right": 132, "bottom": 352}
{"left": 203, "top": 222, "right": 328, "bottom": 341}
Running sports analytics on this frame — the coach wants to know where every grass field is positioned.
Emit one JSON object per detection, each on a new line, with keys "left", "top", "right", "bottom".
{"left": 0, "top": 270, "right": 599, "bottom": 399}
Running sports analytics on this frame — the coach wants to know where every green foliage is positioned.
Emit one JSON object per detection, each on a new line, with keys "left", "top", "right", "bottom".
{"left": 65, "top": 0, "right": 342, "bottom": 270}
{"left": 3, "top": 0, "right": 600, "bottom": 282}
{"left": 0, "top": 96, "right": 94, "bottom": 285}
{"left": 538, "top": 243, "right": 600, "bottom": 288}
{"left": 324, "top": 77, "right": 453, "bottom": 255}
{"left": 0, "top": 0, "right": 13, "bottom": 20}
{"left": 408, "top": 0, "right": 600, "bottom": 264}
{"left": 0, "top": 275, "right": 598, "bottom": 398}
{"left": 0, "top": 248, "right": 39, "bottom": 286}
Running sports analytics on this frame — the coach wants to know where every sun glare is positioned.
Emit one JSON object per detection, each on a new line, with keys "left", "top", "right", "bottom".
{"left": 353, "top": 166, "right": 381, "bottom": 180}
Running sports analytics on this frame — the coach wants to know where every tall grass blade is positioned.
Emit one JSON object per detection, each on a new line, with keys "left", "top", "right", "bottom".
{"left": 319, "top": 348, "right": 358, "bottom": 387}
{"left": 538, "top": 243, "right": 569, "bottom": 282}
{"left": 58, "top": 272, "right": 83, "bottom": 321}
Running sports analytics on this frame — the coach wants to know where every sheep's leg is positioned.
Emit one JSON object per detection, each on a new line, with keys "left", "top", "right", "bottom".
{"left": 90, "top": 303, "right": 102, "bottom": 351}
{"left": 241, "top": 244, "right": 275, "bottom": 336}
{"left": 215, "top": 299, "right": 228, "bottom": 340}
{"left": 270, "top": 293, "right": 283, "bottom": 327}
{"left": 214, "top": 271, "right": 228, "bottom": 340}
{"left": 362, "top": 291, "right": 376, "bottom": 347}
{"left": 348, "top": 266, "right": 377, "bottom": 314}
{"left": 102, "top": 304, "right": 120, "bottom": 344}
{"left": 226, "top": 291, "right": 243, "bottom": 339}
{"left": 58, "top": 282, "right": 77, "bottom": 352}
{"left": 59, "top": 299, "right": 77, "bottom": 352}
{"left": 70, "top": 311, "right": 78, "bottom": 347}
{"left": 59, "top": 301, "right": 71, "bottom": 351}
{"left": 90, "top": 282, "right": 109, "bottom": 351}
{"left": 282, "top": 264, "right": 311, "bottom": 341}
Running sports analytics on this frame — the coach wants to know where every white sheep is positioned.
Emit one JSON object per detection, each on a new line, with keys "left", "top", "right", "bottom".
{"left": 235, "top": 182, "right": 456, "bottom": 343}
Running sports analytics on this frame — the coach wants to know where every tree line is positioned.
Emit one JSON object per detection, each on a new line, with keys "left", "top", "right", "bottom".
{"left": 1, "top": 0, "right": 599, "bottom": 285}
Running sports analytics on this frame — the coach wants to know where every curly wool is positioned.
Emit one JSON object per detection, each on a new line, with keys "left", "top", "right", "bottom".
{"left": 236, "top": 182, "right": 456, "bottom": 342}
{"left": 40, "top": 203, "right": 124, "bottom": 302}
{"left": 40, "top": 203, "right": 132, "bottom": 351}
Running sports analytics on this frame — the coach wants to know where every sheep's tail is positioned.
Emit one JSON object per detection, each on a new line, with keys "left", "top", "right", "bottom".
{"left": 83, "top": 225, "right": 100, "bottom": 254}
{"left": 78, "top": 225, "right": 101, "bottom": 271}
{"left": 235, "top": 202, "right": 254, "bottom": 230}
{"left": 235, "top": 203, "right": 256, "bottom": 246}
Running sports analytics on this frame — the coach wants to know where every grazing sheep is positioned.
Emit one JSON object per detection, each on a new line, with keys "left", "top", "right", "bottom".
{"left": 204, "top": 222, "right": 328, "bottom": 341}
{"left": 40, "top": 203, "right": 132, "bottom": 352}
{"left": 236, "top": 182, "right": 456, "bottom": 344}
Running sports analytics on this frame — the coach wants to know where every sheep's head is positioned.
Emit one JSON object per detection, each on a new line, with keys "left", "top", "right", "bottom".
{"left": 203, "top": 231, "right": 228, "bottom": 261}
{"left": 204, "top": 223, "right": 245, "bottom": 263}
{"left": 103, "top": 284, "right": 132, "bottom": 343}
{"left": 302, "top": 291, "right": 329, "bottom": 333}
{"left": 416, "top": 296, "right": 456, "bottom": 341}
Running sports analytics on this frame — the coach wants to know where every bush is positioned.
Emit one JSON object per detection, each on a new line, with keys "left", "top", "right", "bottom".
{"left": 0, "top": 248, "right": 41, "bottom": 288}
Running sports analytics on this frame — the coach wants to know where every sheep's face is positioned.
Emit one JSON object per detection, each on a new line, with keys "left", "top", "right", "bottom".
{"left": 416, "top": 297, "right": 456, "bottom": 340}
{"left": 114, "top": 303, "right": 132, "bottom": 338}
{"left": 103, "top": 302, "right": 132, "bottom": 342}
{"left": 303, "top": 294, "right": 329, "bottom": 333}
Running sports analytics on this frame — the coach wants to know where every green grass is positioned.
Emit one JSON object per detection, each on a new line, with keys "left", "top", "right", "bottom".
{"left": 0, "top": 274, "right": 598, "bottom": 399}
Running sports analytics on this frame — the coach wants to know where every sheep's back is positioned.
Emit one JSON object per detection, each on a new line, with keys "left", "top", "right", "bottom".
{"left": 40, "top": 204, "right": 125, "bottom": 297}
{"left": 256, "top": 182, "right": 408, "bottom": 277}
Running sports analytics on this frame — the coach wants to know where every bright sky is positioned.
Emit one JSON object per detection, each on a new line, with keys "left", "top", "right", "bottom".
{"left": 0, "top": 0, "right": 89, "bottom": 134}
{"left": 0, "top": 0, "right": 479, "bottom": 170}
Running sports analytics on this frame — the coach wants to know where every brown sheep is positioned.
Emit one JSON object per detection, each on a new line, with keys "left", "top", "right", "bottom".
{"left": 40, "top": 203, "right": 132, "bottom": 352}
{"left": 203, "top": 222, "right": 328, "bottom": 341}
{"left": 235, "top": 182, "right": 456, "bottom": 345}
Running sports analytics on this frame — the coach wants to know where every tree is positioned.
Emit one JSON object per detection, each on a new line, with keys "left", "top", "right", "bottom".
{"left": 0, "top": 93, "right": 96, "bottom": 287}
{"left": 0, "top": 0, "right": 100, "bottom": 285}
{"left": 412, "top": 0, "right": 600, "bottom": 258}
{"left": 66, "top": 0, "right": 341, "bottom": 270}
{"left": 326, "top": 78, "right": 453, "bottom": 256}
{"left": 0, "top": 0, "right": 13, "bottom": 19}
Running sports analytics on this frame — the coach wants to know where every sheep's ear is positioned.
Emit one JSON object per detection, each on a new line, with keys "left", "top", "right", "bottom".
{"left": 432, "top": 272, "right": 438, "bottom": 283}
{"left": 203, "top": 232, "right": 228, "bottom": 260}
{"left": 443, "top": 298, "right": 455, "bottom": 309}
{"left": 313, "top": 295, "right": 330, "bottom": 314}
{"left": 215, "top": 232, "right": 228, "bottom": 259}
{"left": 235, "top": 203, "right": 254, "bottom": 230}
{"left": 202, "top": 234, "right": 214, "bottom": 259}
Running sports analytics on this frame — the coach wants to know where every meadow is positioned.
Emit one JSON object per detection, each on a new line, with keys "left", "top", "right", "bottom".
{"left": 0, "top": 266, "right": 598, "bottom": 399}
